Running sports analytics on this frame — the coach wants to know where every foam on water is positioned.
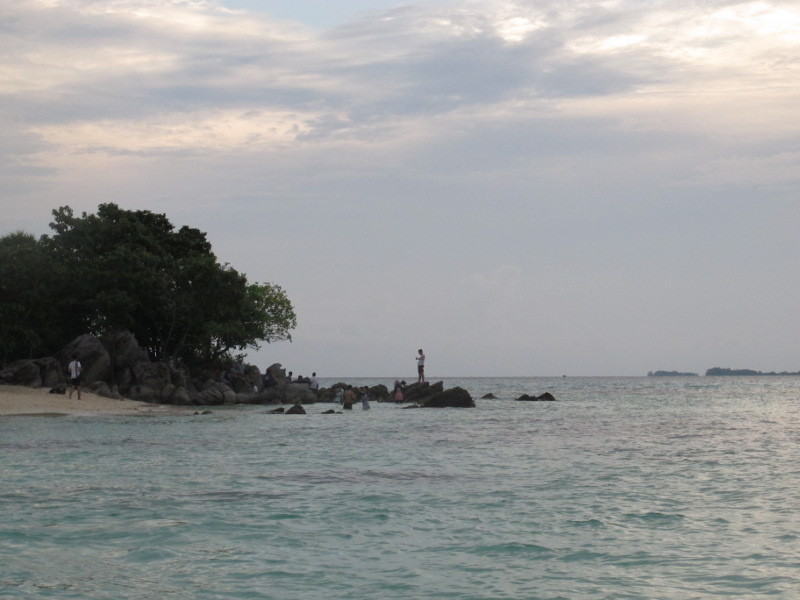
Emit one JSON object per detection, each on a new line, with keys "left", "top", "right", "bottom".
{"left": 2, "top": 376, "right": 799, "bottom": 599}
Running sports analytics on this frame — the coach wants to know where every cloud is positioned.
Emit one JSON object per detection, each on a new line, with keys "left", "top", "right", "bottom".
{"left": 3, "top": 0, "right": 800, "bottom": 374}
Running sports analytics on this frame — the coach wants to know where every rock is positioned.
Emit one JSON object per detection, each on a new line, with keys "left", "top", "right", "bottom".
{"left": 87, "top": 380, "right": 120, "bottom": 399}
{"left": 124, "top": 361, "right": 175, "bottom": 402}
{"left": 367, "top": 384, "right": 389, "bottom": 401}
{"left": 481, "top": 393, "right": 497, "bottom": 399}
{"left": 402, "top": 381, "right": 444, "bottom": 404}
{"left": 285, "top": 404, "right": 306, "bottom": 415}
{"left": 49, "top": 384, "right": 67, "bottom": 394}
{"left": 160, "top": 384, "right": 193, "bottom": 405}
{"left": 265, "top": 363, "right": 287, "bottom": 384}
{"left": 516, "top": 392, "right": 557, "bottom": 402}
{"left": 227, "top": 372, "right": 254, "bottom": 394}
{"left": 267, "top": 407, "right": 285, "bottom": 414}
{"left": 0, "top": 360, "right": 43, "bottom": 387}
{"left": 285, "top": 383, "right": 317, "bottom": 404}
{"left": 249, "top": 386, "right": 284, "bottom": 404}
{"left": 102, "top": 331, "right": 149, "bottom": 374}
{"left": 57, "top": 334, "right": 111, "bottom": 384}
{"left": 316, "top": 382, "right": 349, "bottom": 402}
{"left": 422, "top": 386, "right": 475, "bottom": 408}
{"left": 193, "top": 382, "right": 236, "bottom": 405}
{"left": 36, "top": 357, "right": 64, "bottom": 387}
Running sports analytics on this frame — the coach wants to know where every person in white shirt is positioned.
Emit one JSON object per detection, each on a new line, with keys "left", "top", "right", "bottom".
{"left": 416, "top": 349, "right": 425, "bottom": 383}
{"left": 67, "top": 354, "right": 82, "bottom": 400}
{"left": 309, "top": 372, "right": 319, "bottom": 390}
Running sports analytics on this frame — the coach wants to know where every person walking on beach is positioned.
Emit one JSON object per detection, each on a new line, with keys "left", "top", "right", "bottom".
{"left": 416, "top": 349, "right": 426, "bottom": 383}
{"left": 67, "top": 354, "right": 82, "bottom": 400}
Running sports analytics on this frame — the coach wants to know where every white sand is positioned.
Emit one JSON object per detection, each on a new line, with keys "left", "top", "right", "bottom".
{"left": 0, "top": 385, "right": 188, "bottom": 417}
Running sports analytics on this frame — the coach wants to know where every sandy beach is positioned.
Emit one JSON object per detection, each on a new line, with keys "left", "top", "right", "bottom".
{"left": 0, "top": 384, "right": 187, "bottom": 417}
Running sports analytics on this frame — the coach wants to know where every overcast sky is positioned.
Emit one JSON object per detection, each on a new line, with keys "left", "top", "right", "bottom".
{"left": 3, "top": 0, "right": 799, "bottom": 377}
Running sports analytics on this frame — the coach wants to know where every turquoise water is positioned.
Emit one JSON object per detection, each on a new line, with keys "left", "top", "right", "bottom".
{"left": 2, "top": 376, "right": 799, "bottom": 599}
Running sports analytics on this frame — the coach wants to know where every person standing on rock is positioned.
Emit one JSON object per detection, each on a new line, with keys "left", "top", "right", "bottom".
{"left": 416, "top": 349, "right": 425, "bottom": 383}
{"left": 67, "top": 354, "right": 82, "bottom": 400}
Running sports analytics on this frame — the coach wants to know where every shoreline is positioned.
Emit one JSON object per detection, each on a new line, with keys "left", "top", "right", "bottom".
{"left": 0, "top": 384, "right": 190, "bottom": 417}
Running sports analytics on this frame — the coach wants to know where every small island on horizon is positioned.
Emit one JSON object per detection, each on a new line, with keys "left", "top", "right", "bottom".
{"left": 648, "top": 368, "right": 800, "bottom": 376}
{"left": 704, "top": 367, "right": 800, "bottom": 376}
{"left": 648, "top": 371, "right": 698, "bottom": 377}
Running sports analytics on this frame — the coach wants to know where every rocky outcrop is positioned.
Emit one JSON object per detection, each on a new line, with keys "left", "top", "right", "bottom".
{"left": 3, "top": 332, "right": 217, "bottom": 406}
{"left": 401, "top": 381, "right": 444, "bottom": 404}
{"left": 422, "top": 386, "right": 474, "bottom": 408}
{"left": 2, "top": 331, "right": 480, "bottom": 410}
{"left": 0, "top": 359, "right": 44, "bottom": 387}
{"left": 0, "top": 357, "right": 67, "bottom": 388}
{"left": 516, "top": 392, "right": 556, "bottom": 401}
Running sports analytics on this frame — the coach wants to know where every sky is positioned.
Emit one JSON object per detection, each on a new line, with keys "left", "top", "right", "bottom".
{"left": 2, "top": 0, "right": 799, "bottom": 377}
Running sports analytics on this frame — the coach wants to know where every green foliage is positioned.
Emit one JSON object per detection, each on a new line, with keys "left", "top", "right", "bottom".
{"left": 0, "top": 231, "right": 62, "bottom": 361}
{"left": 1, "top": 204, "right": 296, "bottom": 371}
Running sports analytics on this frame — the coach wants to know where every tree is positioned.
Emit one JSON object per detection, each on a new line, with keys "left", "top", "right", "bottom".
{"left": 29, "top": 203, "right": 296, "bottom": 370}
{"left": 0, "top": 232, "right": 62, "bottom": 361}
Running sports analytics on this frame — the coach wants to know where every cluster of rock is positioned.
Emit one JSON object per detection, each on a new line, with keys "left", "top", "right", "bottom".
{"left": 0, "top": 332, "right": 475, "bottom": 408}
{"left": 314, "top": 380, "right": 474, "bottom": 408}
{"left": 516, "top": 392, "right": 556, "bottom": 401}
{"left": 0, "top": 332, "right": 325, "bottom": 406}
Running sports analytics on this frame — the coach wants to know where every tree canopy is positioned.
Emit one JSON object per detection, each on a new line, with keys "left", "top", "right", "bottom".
{"left": 0, "top": 204, "right": 296, "bottom": 370}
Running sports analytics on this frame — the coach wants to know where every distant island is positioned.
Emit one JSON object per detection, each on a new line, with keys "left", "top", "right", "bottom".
{"left": 647, "top": 371, "right": 698, "bottom": 377}
{"left": 705, "top": 367, "right": 800, "bottom": 376}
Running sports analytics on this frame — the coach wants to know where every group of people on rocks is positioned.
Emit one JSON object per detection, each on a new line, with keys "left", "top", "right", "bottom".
{"left": 256, "top": 347, "right": 426, "bottom": 406}
{"left": 261, "top": 368, "right": 318, "bottom": 390}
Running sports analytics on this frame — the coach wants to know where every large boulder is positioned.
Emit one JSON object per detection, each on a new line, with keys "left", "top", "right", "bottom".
{"left": 243, "top": 365, "right": 262, "bottom": 392}
{"left": 102, "top": 331, "right": 149, "bottom": 372}
{"left": 263, "top": 363, "right": 287, "bottom": 385}
{"left": 0, "top": 360, "right": 42, "bottom": 387}
{"left": 57, "top": 335, "right": 111, "bottom": 384}
{"left": 367, "top": 384, "right": 389, "bottom": 401}
{"left": 131, "top": 361, "right": 172, "bottom": 390}
{"left": 36, "top": 357, "right": 64, "bottom": 388}
{"left": 285, "top": 383, "right": 317, "bottom": 404}
{"left": 159, "top": 384, "right": 194, "bottom": 405}
{"left": 422, "top": 386, "right": 474, "bottom": 408}
{"left": 194, "top": 382, "right": 237, "bottom": 405}
{"left": 403, "top": 381, "right": 444, "bottom": 404}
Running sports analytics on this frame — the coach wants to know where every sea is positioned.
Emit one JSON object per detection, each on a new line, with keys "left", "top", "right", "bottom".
{"left": 2, "top": 376, "right": 799, "bottom": 600}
